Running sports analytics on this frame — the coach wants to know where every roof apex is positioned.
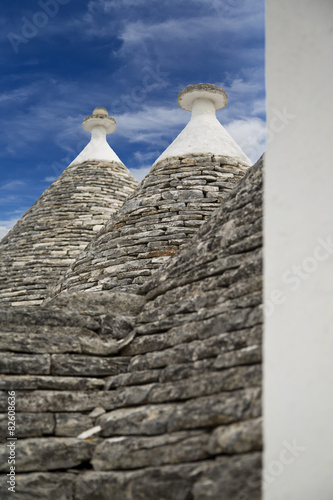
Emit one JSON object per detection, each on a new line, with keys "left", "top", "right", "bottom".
{"left": 153, "top": 83, "right": 251, "bottom": 166}
{"left": 71, "top": 107, "right": 122, "bottom": 166}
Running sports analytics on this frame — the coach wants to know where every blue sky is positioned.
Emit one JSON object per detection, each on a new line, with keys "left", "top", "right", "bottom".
{"left": 0, "top": 0, "right": 265, "bottom": 240}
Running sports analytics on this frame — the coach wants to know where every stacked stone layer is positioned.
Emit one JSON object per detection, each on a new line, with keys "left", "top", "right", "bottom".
{"left": 0, "top": 157, "right": 263, "bottom": 499}
{"left": 53, "top": 154, "right": 249, "bottom": 296}
{"left": 0, "top": 161, "right": 138, "bottom": 306}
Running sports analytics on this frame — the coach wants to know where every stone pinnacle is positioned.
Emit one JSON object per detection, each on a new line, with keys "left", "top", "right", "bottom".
{"left": 70, "top": 107, "right": 122, "bottom": 166}
{"left": 153, "top": 83, "right": 251, "bottom": 166}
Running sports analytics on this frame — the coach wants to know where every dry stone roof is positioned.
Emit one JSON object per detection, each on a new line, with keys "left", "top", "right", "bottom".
{"left": 0, "top": 108, "right": 138, "bottom": 307}
{"left": 0, "top": 156, "right": 263, "bottom": 500}
{"left": 51, "top": 84, "right": 251, "bottom": 297}
{"left": 53, "top": 154, "right": 249, "bottom": 296}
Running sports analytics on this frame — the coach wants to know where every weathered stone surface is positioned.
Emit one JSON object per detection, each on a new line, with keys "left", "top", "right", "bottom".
{"left": 103, "top": 366, "right": 261, "bottom": 411}
{"left": 47, "top": 290, "right": 145, "bottom": 316}
{"left": 0, "top": 413, "right": 54, "bottom": 438}
{"left": 192, "top": 454, "right": 261, "bottom": 500}
{"left": 75, "top": 463, "right": 208, "bottom": 500}
{"left": 105, "top": 369, "right": 160, "bottom": 390}
{"left": 98, "top": 388, "right": 261, "bottom": 437}
{"left": 0, "top": 375, "right": 104, "bottom": 391}
{"left": 0, "top": 472, "right": 75, "bottom": 500}
{"left": 55, "top": 413, "right": 95, "bottom": 437}
{"left": 147, "top": 366, "right": 261, "bottom": 404}
{"left": 98, "top": 404, "right": 175, "bottom": 437}
{"left": 53, "top": 155, "right": 248, "bottom": 296}
{"left": 0, "top": 353, "right": 50, "bottom": 375}
{"left": 207, "top": 418, "right": 262, "bottom": 455}
{"left": 0, "top": 160, "right": 138, "bottom": 306}
{"left": 50, "top": 354, "right": 130, "bottom": 377}
{"left": 0, "top": 438, "right": 94, "bottom": 472}
{"left": 0, "top": 306, "right": 99, "bottom": 331}
{"left": 75, "top": 455, "right": 261, "bottom": 500}
{"left": 92, "top": 431, "right": 210, "bottom": 470}
{"left": 128, "top": 328, "right": 261, "bottom": 371}
{"left": 0, "top": 308, "right": 136, "bottom": 356}
{"left": 0, "top": 326, "right": 84, "bottom": 354}
{"left": 167, "top": 389, "right": 261, "bottom": 433}
{"left": 0, "top": 391, "right": 117, "bottom": 413}
{"left": 0, "top": 158, "right": 263, "bottom": 496}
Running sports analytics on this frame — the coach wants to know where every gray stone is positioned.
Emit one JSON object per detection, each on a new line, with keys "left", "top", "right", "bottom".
{"left": 0, "top": 158, "right": 263, "bottom": 497}
{"left": 0, "top": 413, "right": 54, "bottom": 438}
{"left": 0, "top": 160, "right": 138, "bottom": 306}
{"left": 75, "top": 464, "right": 204, "bottom": 500}
{"left": 0, "top": 375, "right": 104, "bottom": 391}
{"left": 92, "top": 431, "right": 210, "bottom": 470}
{"left": 53, "top": 155, "right": 247, "bottom": 295}
{"left": 192, "top": 453, "right": 261, "bottom": 500}
{"left": 0, "top": 472, "right": 76, "bottom": 500}
{"left": 98, "top": 388, "right": 260, "bottom": 437}
{"left": 0, "top": 306, "right": 100, "bottom": 331}
{"left": 51, "top": 354, "right": 130, "bottom": 377}
{"left": 47, "top": 290, "right": 145, "bottom": 316}
{"left": 0, "top": 438, "right": 94, "bottom": 472}
{"left": 0, "top": 353, "right": 50, "bottom": 375}
{"left": 207, "top": 418, "right": 262, "bottom": 455}
{"left": 2, "top": 390, "right": 118, "bottom": 413}
{"left": 55, "top": 413, "right": 95, "bottom": 437}
{"left": 0, "top": 325, "right": 133, "bottom": 357}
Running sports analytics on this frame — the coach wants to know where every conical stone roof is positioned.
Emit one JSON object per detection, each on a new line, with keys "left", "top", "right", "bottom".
{"left": 52, "top": 84, "right": 252, "bottom": 297}
{"left": 0, "top": 156, "right": 263, "bottom": 499}
{"left": 0, "top": 107, "right": 139, "bottom": 306}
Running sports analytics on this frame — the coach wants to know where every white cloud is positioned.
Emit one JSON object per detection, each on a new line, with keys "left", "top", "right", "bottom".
{"left": 117, "top": 16, "right": 242, "bottom": 56}
{"left": 0, "top": 227, "right": 9, "bottom": 241}
{"left": 0, "top": 180, "right": 25, "bottom": 190}
{"left": 129, "top": 166, "right": 151, "bottom": 182}
{"left": 0, "top": 81, "right": 43, "bottom": 105}
{"left": 88, "top": 0, "right": 154, "bottom": 11}
{"left": 0, "top": 218, "right": 19, "bottom": 241}
{"left": 134, "top": 150, "right": 161, "bottom": 163}
{"left": 225, "top": 117, "right": 266, "bottom": 163}
{"left": 43, "top": 176, "right": 57, "bottom": 183}
{"left": 116, "top": 106, "right": 186, "bottom": 143}
{"left": 222, "top": 78, "right": 263, "bottom": 95}
{"left": 251, "top": 98, "right": 266, "bottom": 115}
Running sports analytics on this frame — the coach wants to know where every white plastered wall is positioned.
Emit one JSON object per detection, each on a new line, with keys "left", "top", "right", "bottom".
{"left": 264, "top": 1, "right": 333, "bottom": 498}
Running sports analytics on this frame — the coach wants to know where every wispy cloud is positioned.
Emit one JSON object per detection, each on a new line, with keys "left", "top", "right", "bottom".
{"left": 134, "top": 150, "right": 161, "bottom": 163}
{"left": 43, "top": 176, "right": 57, "bottom": 183}
{"left": 225, "top": 117, "right": 266, "bottom": 163}
{"left": 0, "top": 218, "right": 19, "bottom": 241}
{"left": 0, "top": 0, "right": 265, "bottom": 224}
{"left": 129, "top": 165, "right": 151, "bottom": 182}
{"left": 0, "top": 83, "right": 40, "bottom": 104}
{"left": 0, "top": 180, "right": 25, "bottom": 190}
{"left": 116, "top": 106, "right": 186, "bottom": 143}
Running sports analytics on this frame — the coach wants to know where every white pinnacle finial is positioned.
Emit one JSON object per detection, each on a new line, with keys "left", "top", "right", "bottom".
{"left": 153, "top": 83, "right": 251, "bottom": 166}
{"left": 70, "top": 107, "right": 122, "bottom": 166}
{"left": 177, "top": 83, "right": 228, "bottom": 112}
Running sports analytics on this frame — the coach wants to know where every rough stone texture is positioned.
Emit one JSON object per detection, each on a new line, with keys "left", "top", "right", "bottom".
{"left": 0, "top": 473, "right": 76, "bottom": 500}
{"left": 0, "top": 413, "right": 54, "bottom": 438}
{"left": 0, "top": 438, "right": 94, "bottom": 472}
{"left": 52, "top": 154, "right": 249, "bottom": 296}
{"left": 92, "top": 431, "right": 211, "bottom": 470}
{"left": 207, "top": 418, "right": 263, "bottom": 455}
{"left": 0, "top": 157, "right": 263, "bottom": 499}
{"left": 0, "top": 160, "right": 138, "bottom": 306}
{"left": 75, "top": 455, "right": 261, "bottom": 500}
